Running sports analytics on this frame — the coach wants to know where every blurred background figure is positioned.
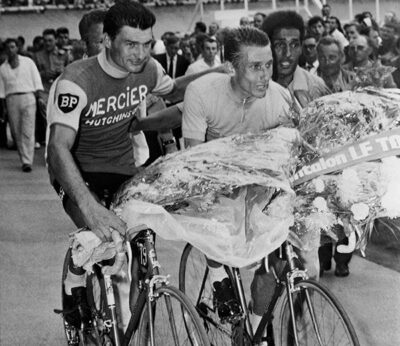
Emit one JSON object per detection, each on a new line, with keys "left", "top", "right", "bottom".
{"left": 0, "top": 38, "right": 43, "bottom": 172}
{"left": 344, "top": 34, "right": 396, "bottom": 88}
{"left": 308, "top": 16, "right": 326, "bottom": 42}
{"left": 317, "top": 36, "right": 355, "bottom": 93}
{"left": 321, "top": 3, "right": 331, "bottom": 21}
{"left": 253, "top": 12, "right": 266, "bottom": 29}
{"left": 299, "top": 34, "right": 319, "bottom": 74}
{"left": 327, "top": 16, "right": 349, "bottom": 50}
{"left": 239, "top": 16, "right": 250, "bottom": 27}
{"left": 186, "top": 35, "right": 219, "bottom": 75}
{"left": 194, "top": 21, "right": 207, "bottom": 35}
{"left": 208, "top": 22, "right": 219, "bottom": 38}
{"left": 344, "top": 22, "right": 361, "bottom": 41}
{"left": 34, "top": 28, "right": 70, "bottom": 147}
{"left": 78, "top": 9, "right": 106, "bottom": 58}
{"left": 154, "top": 34, "right": 190, "bottom": 78}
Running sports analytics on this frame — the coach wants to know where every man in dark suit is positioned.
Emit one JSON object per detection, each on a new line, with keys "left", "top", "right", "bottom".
{"left": 154, "top": 35, "right": 190, "bottom": 78}
{"left": 152, "top": 34, "right": 190, "bottom": 151}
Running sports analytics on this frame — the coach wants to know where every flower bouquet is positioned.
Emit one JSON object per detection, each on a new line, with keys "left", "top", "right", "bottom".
{"left": 113, "top": 127, "right": 301, "bottom": 267}
{"left": 291, "top": 87, "right": 400, "bottom": 253}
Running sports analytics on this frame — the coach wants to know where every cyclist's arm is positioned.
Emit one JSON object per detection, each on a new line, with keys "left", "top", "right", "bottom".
{"left": 152, "top": 60, "right": 228, "bottom": 104}
{"left": 182, "top": 81, "right": 207, "bottom": 148}
{"left": 47, "top": 125, "right": 126, "bottom": 241}
{"left": 47, "top": 79, "right": 126, "bottom": 241}
{"left": 131, "top": 104, "right": 182, "bottom": 132}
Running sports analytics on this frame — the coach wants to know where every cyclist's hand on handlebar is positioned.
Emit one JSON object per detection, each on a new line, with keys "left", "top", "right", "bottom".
{"left": 83, "top": 201, "right": 127, "bottom": 242}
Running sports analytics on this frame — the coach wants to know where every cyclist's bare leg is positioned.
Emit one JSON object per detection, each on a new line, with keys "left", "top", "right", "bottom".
{"left": 205, "top": 257, "right": 242, "bottom": 322}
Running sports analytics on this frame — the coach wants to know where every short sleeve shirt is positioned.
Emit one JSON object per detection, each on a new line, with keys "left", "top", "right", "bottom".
{"left": 48, "top": 51, "right": 174, "bottom": 175}
{"left": 182, "top": 73, "right": 292, "bottom": 142}
{"left": 288, "top": 66, "right": 330, "bottom": 101}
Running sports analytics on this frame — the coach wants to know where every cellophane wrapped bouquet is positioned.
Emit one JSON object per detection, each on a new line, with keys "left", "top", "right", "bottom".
{"left": 291, "top": 87, "right": 400, "bottom": 253}
{"left": 113, "top": 127, "right": 301, "bottom": 267}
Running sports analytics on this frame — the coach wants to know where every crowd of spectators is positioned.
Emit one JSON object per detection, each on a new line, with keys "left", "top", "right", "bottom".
{"left": 1, "top": 6, "right": 400, "bottom": 151}
{"left": 0, "top": 4, "right": 400, "bottom": 279}
{"left": 0, "top": 0, "right": 252, "bottom": 9}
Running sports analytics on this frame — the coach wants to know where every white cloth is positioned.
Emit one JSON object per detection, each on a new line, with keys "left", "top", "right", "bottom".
{"left": 185, "top": 58, "right": 220, "bottom": 75}
{"left": 330, "top": 29, "right": 349, "bottom": 50}
{"left": 305, "top": 60, "right": 319, "bottom": 75}
{"left": 0, "top": 55, "right": 43, "bottom": 98}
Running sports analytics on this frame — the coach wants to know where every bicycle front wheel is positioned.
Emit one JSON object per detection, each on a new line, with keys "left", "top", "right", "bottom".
{"left": 132, "top": 285, "right": 210, "bottom": 346}
{"left": 276, "top": 279, "right": 360, "bottom": 346}
{"left": 179, "top": 243, "right": 234, "bottom": 346}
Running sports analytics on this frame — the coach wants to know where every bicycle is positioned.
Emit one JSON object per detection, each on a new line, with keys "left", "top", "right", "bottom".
{"left": 56, "top": 227, "right": 210, "bottom": 346}
{"left": 179, "top": 241, "right": 360, "bottom": 346}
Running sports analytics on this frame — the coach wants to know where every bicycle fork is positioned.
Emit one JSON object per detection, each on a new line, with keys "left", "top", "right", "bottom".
{"left": 104, "top": 274, "right": 122, "bottom": 346}
{"left": 284, "top": 243, "right": 324, "bottom": 346}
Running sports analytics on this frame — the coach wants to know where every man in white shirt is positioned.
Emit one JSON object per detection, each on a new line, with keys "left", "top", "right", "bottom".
{"left": 183, "top": 26, "right": 292, "bottom": 328}
{"left": 327, "top": 16, "right": 349, "bottom": 51}
{"left": 185, "top": 35, "right": 220, "bottom": 75}
{"left": 0, "top": 38, "right": 43, "bottom": 172}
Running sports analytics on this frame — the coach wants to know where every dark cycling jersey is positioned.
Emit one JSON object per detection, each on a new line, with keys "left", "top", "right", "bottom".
{"left": 48, "top": 50, "right": 174, "bottom": 176}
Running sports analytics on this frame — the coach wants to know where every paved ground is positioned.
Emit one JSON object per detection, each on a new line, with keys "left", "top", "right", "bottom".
{"left": 1, "top": 147, "right": 400, "bottom": 345}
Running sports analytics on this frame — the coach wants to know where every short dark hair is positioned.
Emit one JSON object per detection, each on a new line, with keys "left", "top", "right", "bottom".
{"left": 201, "top": 35, "right": 218, "bottom": 50}
{"left": 104, "top": 0, "right": 156, "bottom": 40}
{"left": 17, "top": 36, "right": 25, "bottom": 45}
{"left": 262, "top": 10, "right": 305, "bottom": 42}
{"left": 307, "top": 16, "right": 325, "bottom": 28}
{"left": 195, "top": 21, "right": 207, "bottom": 33}
{"left": 33, "top": 36, "right": 44, "bottom": 45}
{"left": 344, "top": 22, "right": 361, "bottom": 32}
{"left": 5, "top": 38, "right": 18, "bottom": 46}
{"left": 303, "top": 33, "right": 318, "bottom": 41}
{"left": 322, "top": 4, "right": 331, "bottom": 9}
{"left": 165, "top": 34, "right": 180, "bottom": 46}
{"left": 317, "top": 35, "right": 343, "bottom": 55}
{"left": 42, "top": 28, "right": 56, "bottom": 38}
{"left": 79, "top": 10, "right": 106, "bottom": 41}
{"left": 254, "top": 12, "right": 266, "bottom": 19}
{"left": 56, "top": 27, "right": 69, "bottom": 37}
{"left": 224, "top": 27, "right": 270, "bottom": 69}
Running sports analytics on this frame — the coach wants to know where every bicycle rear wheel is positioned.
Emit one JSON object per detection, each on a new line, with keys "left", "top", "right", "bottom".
{"left": 132, "top": 285, "right": 210, "bottom": 346}
{"left": 276, "top": 279, "right": 360, "bottom": 346}
{"left": 179, "top": 243, "right": 234, "bottom": 346}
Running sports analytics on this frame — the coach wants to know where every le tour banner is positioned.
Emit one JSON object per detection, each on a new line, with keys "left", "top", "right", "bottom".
{"left": 291, "top": 127, "right": 400, "bottom": 186}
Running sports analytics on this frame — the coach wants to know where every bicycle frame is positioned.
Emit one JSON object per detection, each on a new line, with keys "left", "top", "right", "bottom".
{"left": 230, "top": 241, "right": 309, "bottom": 345}
{"left": 99, "top": 228, "right": 170, "bottom": 346}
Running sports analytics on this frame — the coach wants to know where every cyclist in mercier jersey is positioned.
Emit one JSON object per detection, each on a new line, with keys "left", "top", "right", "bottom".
{"left": 47, "top": 0, "right": 226, "bottom": 330}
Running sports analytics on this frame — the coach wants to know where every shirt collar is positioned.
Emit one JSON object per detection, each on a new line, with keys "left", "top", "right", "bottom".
{"left": 97, "top": 49, "right": 130, "bottom": 79}
{"left": 289, "top": 66, "right": 309, "bottom": 91}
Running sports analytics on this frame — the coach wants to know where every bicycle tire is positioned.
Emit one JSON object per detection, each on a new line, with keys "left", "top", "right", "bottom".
{"left": 179, "top": 243, "right": 236, "bottom": 346}
{"left": 276, "top": 279, "right": 360, "bottom": 346}
{"left": 130, "top": 285, "right": 210, "bottom": 346}
{"left": 60, "top": 248, "right": 114, "bottom": 346}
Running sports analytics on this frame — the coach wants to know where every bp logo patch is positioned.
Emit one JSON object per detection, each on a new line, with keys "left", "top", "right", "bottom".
{"left": 58, "top": 93, "right": 79, "bottom": 113}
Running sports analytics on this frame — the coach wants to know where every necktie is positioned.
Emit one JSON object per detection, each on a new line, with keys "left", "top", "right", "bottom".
{"left": 168, "top": 57, "right": 174, "bottom": 78}
{"left": 306, "top": 63, "right": 313, "bottom": 71}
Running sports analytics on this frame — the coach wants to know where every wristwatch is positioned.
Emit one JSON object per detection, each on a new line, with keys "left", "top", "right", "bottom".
{"left": 162, "top": 138, "right": 176, "bottom": 146}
